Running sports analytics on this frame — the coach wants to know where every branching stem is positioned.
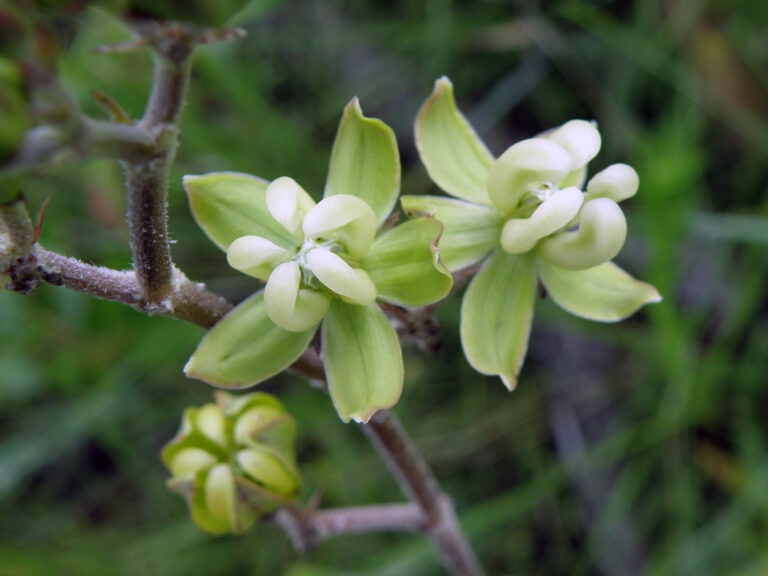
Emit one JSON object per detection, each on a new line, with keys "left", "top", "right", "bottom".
{"left": 0, "top": 20, "right": 486, "bottom": 576}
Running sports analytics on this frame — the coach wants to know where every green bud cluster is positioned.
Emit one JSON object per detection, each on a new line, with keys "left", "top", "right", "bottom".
{"left": 162, "top": 392, "right": 301, "bottom": 535}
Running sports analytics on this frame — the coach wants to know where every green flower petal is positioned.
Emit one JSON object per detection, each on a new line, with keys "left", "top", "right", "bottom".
{"left": 400, "top": 194, "right": 502, "bottom": 272}
{"left": 586, "top": 163, "right": 639, "bottom": 203}
{"left": 538, "top": 198, "right": 627, "bottom": 270}
{"left": 226, "top": 235, "right": 291, "bottom": 281}
{"left": 487, "top": 138, "right": 572, "bottom": 216}
{"left": 415, "top": 77, "right": 494, "bottom": 205}
{"left": 167, "top": 473, "right": 229, "bottom": 535}
{"left": 264, "top": 261, "right": 332, "bottom": 331}
{"left": 205, "top": 464, "right": 237, "bottom": 526}
{"left": 302, "top": 195, "right": 377, "bottom": 258}
{"left": 543, "top": 119, "right": 601, "bottom": 170}
{"left": 167, "top": 448, "right": 218, "bottom": 477}
{"left": 184, "top": 172, "right": 299, "bottom": 251}
{"left": 184, "top": 290, "right": 316, "bottom": 388}
{"left": 500, "top": 187, "right": 583, "bottom": 254}
{"left": 536, "top": 258, "right": 661, "bottom": 322}
{"left": 324, "top": 98, "right": 400, "bottom": 228}
{"left": 362, "top": 218, "right": 453, "bottom": 307}
{"left": 306, "top": 248, "right": 377, "bottom": 306}
{"left": 265, "top": 176, "right": 316, "bottom": 237}
{"left": 460, "top": 250, "right": 536, "bottom": 390}
{"left": 322, "top": 301, "right": 404, "bottom": 423}
{"left": 236, "top": 447, "right": 300, "bottom": 496}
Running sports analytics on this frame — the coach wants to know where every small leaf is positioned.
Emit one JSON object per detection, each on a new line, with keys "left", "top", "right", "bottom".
{"left": 415, "top": 77, "right": 494, "bottom": 205}
{"left": 400, "top": 194, "right": 502, "bottom": 272}
{"left": 184, "top": 172, "right": 298, "bottom": 251}
{"left": 324, "top": 99, "right": 400, "bottom": 228}
{"left": 185, "top": 291, "right": 315, "bottom": 388}
{"left": 460, "top": 250, "right": 536, "bottom": 389}
{"left": 362, "top": 218, "right": 453, "bottom": 307}
{"left": 537, "top": 258, "right": 661, "bottom": 322}
{"left": 322, "top": 301, "right": 403, "bottom": 422}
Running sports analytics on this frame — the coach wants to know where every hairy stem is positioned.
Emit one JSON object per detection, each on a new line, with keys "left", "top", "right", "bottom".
{"left": 124, "top": 37, "right": 193, "bottom": 304}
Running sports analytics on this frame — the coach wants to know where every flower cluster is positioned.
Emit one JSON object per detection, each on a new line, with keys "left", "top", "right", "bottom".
{"left": 162, "top": 392, "right": 300, "bottom": 535}
{"left": 401, "top": 78, "right": 660, "bottom": 388}
{"left": 183, "top": 100, "right": 452, "bottom": 422}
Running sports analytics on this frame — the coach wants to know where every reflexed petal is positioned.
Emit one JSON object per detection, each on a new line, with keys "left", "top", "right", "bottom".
{"left": 265, "top": 261, "right": 331, "bottom": 331}
{"left": 168, "top": 448, "right": 218, "bottom": 477}
{"left": 196, "top": 404, "right": 228, "bottom": 448}
{"left": 322, "top": 301, "right": 404, "bottom": 422}
{"left": 266, "top": 177, "right": 316, "bottom": 236}
{"left": 544, "top": 119, "right": 601, "bottom": 170}
{"left": 460, "top": 250, "right": 536, "bottom": 390}
{"left": 303, "top": 195, "right": 377, "bottom": 257}
{"left": 226, "top": 235, "right": 291, "bottom": 280}
{"left": 415, "top": 77, "right": 494, "bottom": 204}
{"left": 307, "top": 248, "right": 377, "bottom": 305}
{"left": 400, "top": 195, "right": 502, "bottom": 271}
{"left": 236, "top": 447, "right": 300, "bottom": 496}
{"left": 538, "top": 198, "right": 627, "bottom": 270}
{"left": 362, "top": 218, "right": 453, "bottom": 307}
{"left": 586, "top": 163, "right": 639, "bottom": 202}
{"left": 183, "top": 172, "right": 298, "bottom": 251}
{"left": 324, "top": 98, "right": 400, "bottom": 227}
{"left": 184, "top": 290, "right": 316, "bottom": 388}
{"left": 500, "top": 187, "right": 584, "bottom": 254}
{"left": 537, "top": 258, "right": 662, "bottom": 321}
{"left": 487, "top": 138, "right": 572, "bottom": 216}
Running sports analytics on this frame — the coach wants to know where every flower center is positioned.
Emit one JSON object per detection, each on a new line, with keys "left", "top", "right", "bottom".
{"left": 294, "top": 237, "right": 345, "bottom": 287}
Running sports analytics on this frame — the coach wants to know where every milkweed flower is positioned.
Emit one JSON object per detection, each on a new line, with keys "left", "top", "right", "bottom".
{"left": 162, "top": 392, "right": 300, "bottom": 535}
{"left": 401, "top": 78, "right": 660, "bottom": 388}
{"left": 183, "top": 99, "right": 452, "bottom": 422}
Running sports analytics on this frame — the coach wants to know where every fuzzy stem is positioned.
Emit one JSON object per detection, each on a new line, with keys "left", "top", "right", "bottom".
{"left": 124, "top": 40, "right": 193, "bottom": 304}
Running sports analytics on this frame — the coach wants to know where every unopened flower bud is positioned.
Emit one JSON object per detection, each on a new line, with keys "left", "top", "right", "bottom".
{"left": 162, "top": 392, "right": 301, "bottom": 535}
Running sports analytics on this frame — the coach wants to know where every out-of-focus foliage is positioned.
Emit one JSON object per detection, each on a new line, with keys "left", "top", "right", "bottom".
{"left": 1, "top": 1, "right": 767, "bottom": 575}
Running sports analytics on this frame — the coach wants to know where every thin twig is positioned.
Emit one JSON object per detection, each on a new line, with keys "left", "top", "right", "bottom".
{"left": 275, "top": 503, "right": 427, "bottom": 551}
{"left": 2, "top": 19, "right": 486, "bottom": 575}
{"left": 364, "top": 411, "right": 486, "bottom": 576}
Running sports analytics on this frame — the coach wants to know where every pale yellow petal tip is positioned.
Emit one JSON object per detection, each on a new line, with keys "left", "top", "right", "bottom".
{"left": 344, "top": 96, "right": 363, "bottom": 117}
{"left": 347, "top": 400, "right": 398, "bottom": 424}
{"left": 435, "top": 76, "right": 453, "bottom": 90}
{"left": 647, "top": 287, "right": 663, "bottom": 304}
{"left": 499, "top": 373, "right": 519, "bottom": 391}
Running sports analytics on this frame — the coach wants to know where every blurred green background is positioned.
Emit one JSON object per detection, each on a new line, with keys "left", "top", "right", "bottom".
{"left": 1, "top": 1, "right": 767, "bottom": 574}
